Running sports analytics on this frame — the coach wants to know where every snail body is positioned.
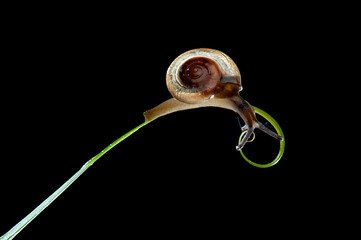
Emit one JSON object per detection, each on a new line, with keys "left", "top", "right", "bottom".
{"left": 144, "top": 48, "right": 283, "bottom": 150}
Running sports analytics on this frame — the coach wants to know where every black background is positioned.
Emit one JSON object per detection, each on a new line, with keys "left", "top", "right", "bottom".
{"left": 1, "top": 4, "right": 346, "bottom": 239}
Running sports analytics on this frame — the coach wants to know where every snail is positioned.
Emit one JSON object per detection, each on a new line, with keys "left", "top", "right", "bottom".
{"left": 144, "top": 48, "right": 283, "bottom": 150}
{"left": 2, "top": 49, "right": 286, "bottom": 239}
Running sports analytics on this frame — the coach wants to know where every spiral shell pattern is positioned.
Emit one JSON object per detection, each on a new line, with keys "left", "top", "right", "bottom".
{"left": 166, "top": 48, "right": 241, "bottom": 104}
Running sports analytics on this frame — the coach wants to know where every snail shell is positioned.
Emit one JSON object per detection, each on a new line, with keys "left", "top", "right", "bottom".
{"left": 166, "top": 48, "right": 242, "bottom": 104}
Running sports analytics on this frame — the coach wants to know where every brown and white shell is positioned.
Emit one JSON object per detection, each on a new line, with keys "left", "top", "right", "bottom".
{"left": 166, "top": 48, "right": 242, "bottom": 104}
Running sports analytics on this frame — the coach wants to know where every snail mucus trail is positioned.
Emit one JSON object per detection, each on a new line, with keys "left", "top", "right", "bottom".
{"left": 144, "top": 48, "right": 283, "bottom": 150}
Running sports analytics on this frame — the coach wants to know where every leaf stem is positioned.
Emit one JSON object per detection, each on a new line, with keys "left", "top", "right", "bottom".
{"left": 239, "top": 106, "right": 285, "bottom": 168}
{"left": 1, "top": 121, "right": 151, "bottom": 240}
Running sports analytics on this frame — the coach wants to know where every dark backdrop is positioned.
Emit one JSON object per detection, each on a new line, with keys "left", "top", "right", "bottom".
{"left": 1, "top": 5, "right": 334, "bottom": 239}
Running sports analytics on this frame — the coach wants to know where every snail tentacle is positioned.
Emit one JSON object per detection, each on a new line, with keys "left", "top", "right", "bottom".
{"left": 236, "top": 127, "right": 255, "bottom": 150}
